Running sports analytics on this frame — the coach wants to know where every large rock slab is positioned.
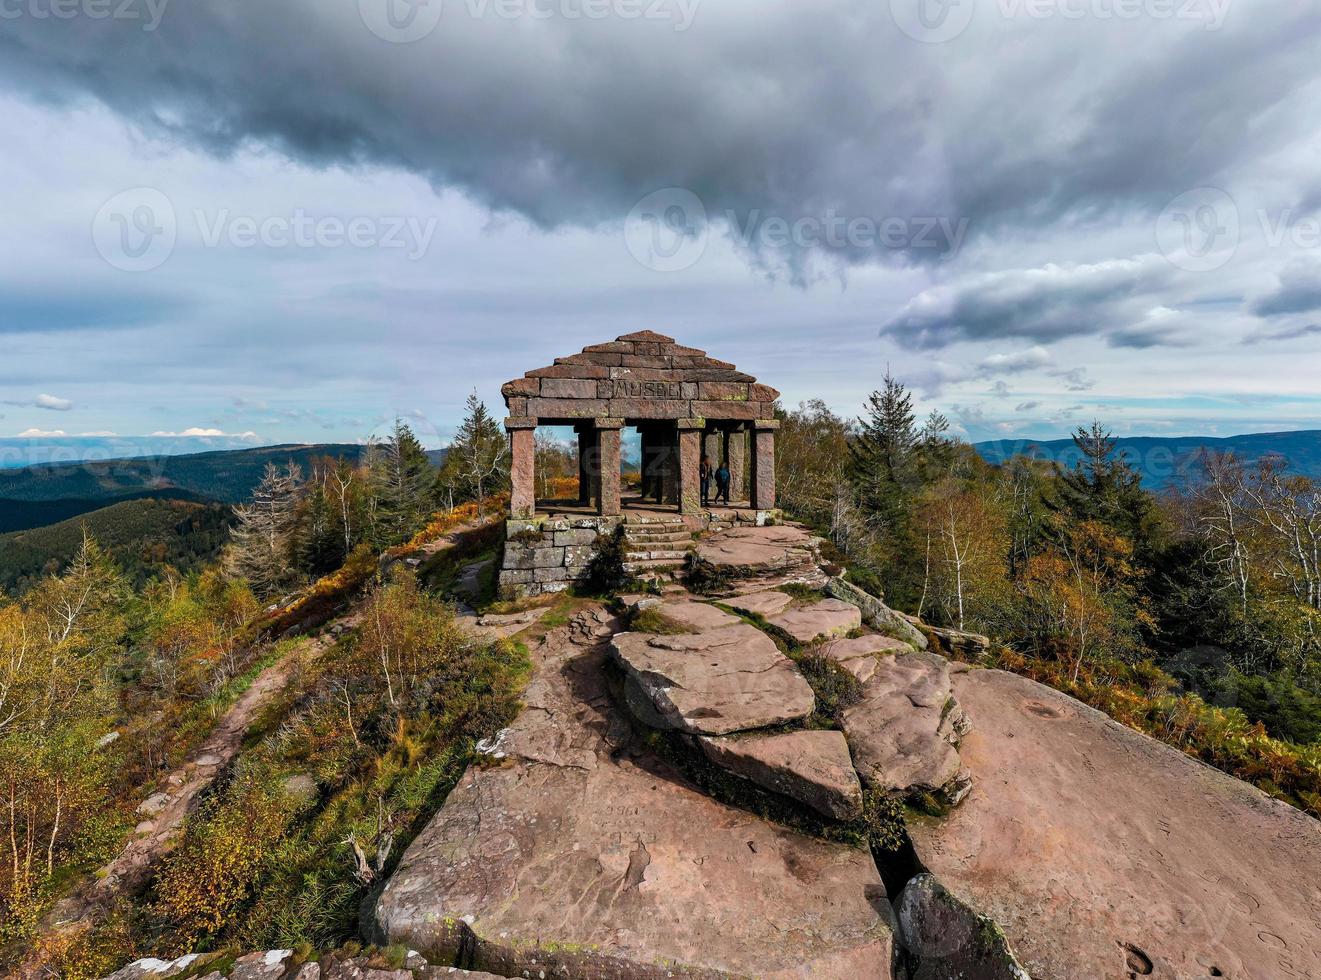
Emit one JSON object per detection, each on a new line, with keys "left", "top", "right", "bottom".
{"left": 654, "top": 599, "right": 741, "bottom": 631}
{"left": 373, "top": 612, "right": 893, "bottom": 979}
{"left": 612, "top": 623, "right": 815, "bottom": 735}
{"left": 700, "top": 729, "right": 864, "bottom": 821}
{"left": 840, "top": 651, "right": 971, "bottom": 804}
{"left": 724, "top": 589, "right": 795, "bottom": 617}
{"left": 895, "top": 874, "right": 1030, "bottom": 980}
{"left": 767, "top": 598, "right": 862, "bottom": 645}
{"left": 908, "top": 667, "right": 1321, "bottom": 980}
{"left": 818, "top": 635, "right": 914, "bottom": 683}
{"left": 694, "top": 525, "right": 826, "bottom": 592}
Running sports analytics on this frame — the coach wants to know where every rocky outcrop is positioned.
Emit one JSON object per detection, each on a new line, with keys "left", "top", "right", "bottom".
{"left": 907, "top": 667, "right": 1321, "bottom": 980}
{"left": 612, "top": 623, "right": 815, "bottom": 735}
{"left": 825, "top": 577, "right": 928, "bottom": 651}
{"left": 895, "top": 875, "right": 1030, "bottom": 980}
{"left": 924, "top": 624, "right": 990, "bottom": 659}
{"left": 650, "top": 598, "right": 741, "bottom": 631}
{"left": 818, "top": 635, "right": 915, "bottom": 683}
{"left": 103, "top": 951, "right": 508, "bottom": 980}
{"left": 372, "top": 611, "right": 895, "bottom": 978}
{"left": 724, "top": 589, "right": 795, "bottom": 617}
{"left": 766, "top": 597, "right": 862, "bottom": 645}
{"left": 693, "top": 524, "right": 827, "bottom": 593}
{"left": 840, "top": 650, "right": 971, "bottom": 805}
{"left": 699, "top": 729, "right": 865, "bottom": 821}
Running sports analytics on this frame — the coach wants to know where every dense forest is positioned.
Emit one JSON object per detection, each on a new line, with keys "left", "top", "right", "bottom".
{"left": 3, "top": 383, "right": 1321, "bottom": 975}
{"left": 779, "top": 377, "right": 1321, "bottom": 782}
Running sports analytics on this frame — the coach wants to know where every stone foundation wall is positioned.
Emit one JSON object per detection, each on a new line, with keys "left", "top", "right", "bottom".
{"left": 498, "top": 515, "right": 623, "bottom": 597}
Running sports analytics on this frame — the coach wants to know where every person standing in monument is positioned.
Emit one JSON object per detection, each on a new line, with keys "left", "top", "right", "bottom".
{"left": 700, "top": 454, "right": 712, "bottom": 507}
{"left": 715, "top": 460, "right": 731, "bottom": 505}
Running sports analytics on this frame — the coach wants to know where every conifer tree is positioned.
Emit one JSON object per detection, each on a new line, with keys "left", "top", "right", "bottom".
{"left": 438, "top": 391, "right": 509, "bottom": 511}
{"left": 227, "top": 462, "right": 303, "bottom": 598}
{"left": 369, "top": 419, "right": 436, "bottom": 544}
{"left": 849, "top": 371, "right": 920, "bottom": 535}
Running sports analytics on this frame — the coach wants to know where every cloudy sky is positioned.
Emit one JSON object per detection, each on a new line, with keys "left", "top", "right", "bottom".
{"left": 2, "top": 0, "right": 1320, "bottom": 463}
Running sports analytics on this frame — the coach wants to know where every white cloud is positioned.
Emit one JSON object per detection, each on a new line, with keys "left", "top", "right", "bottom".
{"left": 34, "top": 393, "right": 73, "bottom": 411}
{"left": 979, "top": 346, "right": 1054, "bottom": 375}
{"left": 17, "top": 428, "right": 67, "bottom": 437}
{"left": 150, "top": 427, "right": 259, "bottom": 438}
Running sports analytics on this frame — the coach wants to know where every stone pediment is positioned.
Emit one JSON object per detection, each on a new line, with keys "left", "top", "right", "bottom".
{"left": 501, "top": 331, "right": 779, "bottom": 422}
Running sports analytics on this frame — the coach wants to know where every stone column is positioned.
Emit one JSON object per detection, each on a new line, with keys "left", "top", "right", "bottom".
{"left": 576, "top": 426, "right": 593, "bottom": 505}
{"left": 677, "top": 419, "right": 704, "bottom": 516}
{"left": 595, "top": 418, "right": 624, "bottom": 517}
{"left": 751, "top": 419, "right": 778, "bottom": 511}
{"left": 506, "top": 417, "right": 537, "bottom": 518}
{"left": 725, "top": 427, "right": 746, "bottom": 503}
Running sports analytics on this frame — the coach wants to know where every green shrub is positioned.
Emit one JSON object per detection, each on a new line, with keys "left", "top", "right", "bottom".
{"left": 795, "top": 651, "right": 864, "bottom": 727}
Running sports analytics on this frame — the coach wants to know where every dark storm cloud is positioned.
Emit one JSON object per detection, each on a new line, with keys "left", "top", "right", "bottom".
{"left": 878, "top": 257, "right": 1173, "bottom": 348}
{"left": 2, "top": 0, "right": 1320, "bottom": 270}
{"left": 1250, "top": 262, "right": 1321, "bottom": 318}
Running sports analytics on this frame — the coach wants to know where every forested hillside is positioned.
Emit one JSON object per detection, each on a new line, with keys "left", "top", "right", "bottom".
{"left": 0, "top": 497, "right": 232, "bottom": 595}
{"left": 0, "top": 444, "right": 367, "bottom": 508}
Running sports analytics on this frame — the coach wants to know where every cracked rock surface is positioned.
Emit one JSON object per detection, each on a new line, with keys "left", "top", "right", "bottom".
{"left": 372, "top": 610, "right": 893, "bottom": 979}
{"left": 611, "top": 623, "right": 815, "bottom": 735}
{"left": 700, "top": 729, "right": 864, "bottom": 821}
{"left": 840, "top": 650, "right": 971, "bottom": 804}
{"left": 906, "top": 667, "right": 1321, "bottom": 980}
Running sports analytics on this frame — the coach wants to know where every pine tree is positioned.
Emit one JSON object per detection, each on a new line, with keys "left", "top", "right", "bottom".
{"left": 1049, "top": 421, "right": 1151, "bottom": 542}
{"left": 438, "top": 391, "right": 509, "bottom": 512}
{"left": 369, "top": 419, "right": 436, "bottom": 545}
{"left": 848, "top": 371, "right": 920, "bottom": 534}
{"left": 227, "top": 462, "right": 303, "bottom": 599}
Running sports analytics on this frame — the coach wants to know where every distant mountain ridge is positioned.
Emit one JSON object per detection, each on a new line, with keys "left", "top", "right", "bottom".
{"left": 974, "top": 429, "right": 1321, "bottom": 488}
{"left": 0, "top": 443, "right": 367, "bottom": 505}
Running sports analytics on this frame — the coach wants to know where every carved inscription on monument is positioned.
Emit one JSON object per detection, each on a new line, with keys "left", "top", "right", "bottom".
{"left": 613, "top": 380, "right": 682, "bottom": 399}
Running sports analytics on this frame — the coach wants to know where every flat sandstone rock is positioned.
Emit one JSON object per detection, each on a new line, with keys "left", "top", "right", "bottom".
{"left": 700, "top": 729, "right": 864, "bottom": 821}
{"left": 908, "top": 668, "right": 1321, "bottom": 980}
{"left": 612, "top": 623, "right": 815, "bottom": 735}
{"left": 655, "top": 598, "right": 741, "bottom": 631}
{"left": 818, "top": 634, "right": 914, "bottom": 683}
{"left": 767, "top": 597, "right": 863, "bottom": 645}
{"left": 725, "top": 590, "right": 795, "bottom": 617}
{"left": 841, "top": 650, "right": 970, "bottom": 803}
{"left": 373, "top": 616, "right": 893, "bottom": 979}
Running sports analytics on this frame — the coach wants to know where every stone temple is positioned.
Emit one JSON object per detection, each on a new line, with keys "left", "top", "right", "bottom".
{"left": 497, "top": 330, "right": 782, "bottom": 595}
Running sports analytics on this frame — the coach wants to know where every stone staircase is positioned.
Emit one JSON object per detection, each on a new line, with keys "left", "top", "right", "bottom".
{"left": 621, "top": 515, "right": 694, "bottom": 579}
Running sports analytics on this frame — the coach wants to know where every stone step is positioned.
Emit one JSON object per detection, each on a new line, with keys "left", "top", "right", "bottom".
{"left": 623, "top": 530, "right": 693, "bottom": 544}
{"left": 624, "top": 559, "right": 687, "bottom": 574}
{"left": 623, "top": 549, "right": 691, "bottom": 562}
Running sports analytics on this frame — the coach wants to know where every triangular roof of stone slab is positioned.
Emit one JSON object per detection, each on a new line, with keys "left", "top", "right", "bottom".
{"left": 502, "top": 333, "right": 780, "bottom": 423}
